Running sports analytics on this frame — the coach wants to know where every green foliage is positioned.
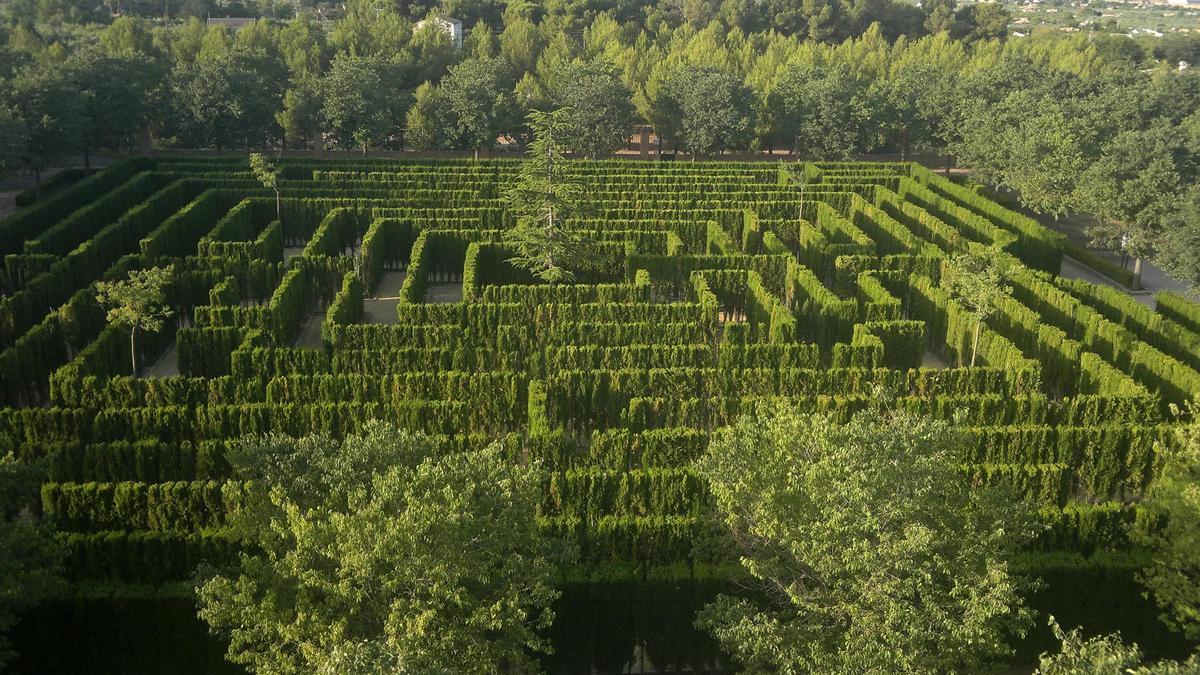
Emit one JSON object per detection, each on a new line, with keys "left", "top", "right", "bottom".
{"left": 0, "top": 450, "right": 64, "bottom": 669}
{"left": 0, "top": 153, "right": 1194, "bottom": 669}
{"left": 95, "top": 265, "right": 176, "bottom": 375}
{"left": 6, "top": 61, "right": 85, "bottom": 183}
{"left": 1133, "top": 416, "right": 1200, "bottom": 641}
{"left": 656, "top": 65, "right": 755, "bottom": 158}
{"left": 439, "top": 57, "right": 520, "bottom": 153}
{"left": 195, "top": 423, "right": 564, "bottom": 674}
{"left": 695, "top": 402, "right": 1038, "bottom": 673}
{"left": 248, "top": 153, "right": 280, "bottom": 220}
{"left": 1035, "top": 617, "right": 1200, "bottom": 674}
{"left": 171, "top": 49, "right": 285, "bottom": 150}
{"left": 320, "top": 55, "right": 408, "bottom": 154}
{"left": 940, "top": 246, "right": 1010, "bottom": 366}
{"left": 503, "top": 108, "right": 597, "bottom": 283}
{"left": 546, "top": 59, "right": 635, "bottom": 159}
{"left": 1157, "top": 186, "right": 1200, "bottom": 292}
{"left": 1077, "top": 127, "right": 1182, "bottom": 263}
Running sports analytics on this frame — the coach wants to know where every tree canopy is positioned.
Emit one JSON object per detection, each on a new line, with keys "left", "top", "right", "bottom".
{"left": 694, "top": 402, "right": 1037, "bottom": 673}
{"left": 196, "top": 423, "right": 564, "bottom": 674}
{"left": 1133, "top": 415, "right": 1200, "bottom": 642}
{"left": 94, "top": 265, "right": 175, "bottom": 375}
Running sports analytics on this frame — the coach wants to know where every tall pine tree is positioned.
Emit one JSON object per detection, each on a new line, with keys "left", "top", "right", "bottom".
{"left": 503, "top": 108, "right": 596, "bottom": 284}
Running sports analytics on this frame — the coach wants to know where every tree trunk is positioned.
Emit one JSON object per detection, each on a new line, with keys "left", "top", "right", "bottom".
{"left": 33, "top": 166, "right": 41, "bottom": 200}
{"left": 84, "top": 144, "right": 91, "bottom": 172}
{"left": 944, "top": 154, "right": 951, "bottom": 177}
{"left": 971, "top": 320, "right": 981, "bottom": 368}
{"left": 275, "top": 190, "right": 281, "bottom": 222}
{"left": 1132, "top": 258, "right": 1143, "bottom": 291}
{"left": 130, "top": 325, "right": 139, "bottom": 376}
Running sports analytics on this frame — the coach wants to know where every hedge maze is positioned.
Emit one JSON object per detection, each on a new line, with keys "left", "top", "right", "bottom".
{"left": 3, "top": 157, "right": 1199, "bottom": 664}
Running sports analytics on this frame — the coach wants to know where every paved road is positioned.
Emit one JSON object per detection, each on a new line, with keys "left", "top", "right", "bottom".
{"left": 1057, "top": 249, "right": 1195, "bottom": 310}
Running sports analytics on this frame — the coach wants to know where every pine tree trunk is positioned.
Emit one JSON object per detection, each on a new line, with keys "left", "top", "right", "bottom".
{"left": 1132, "top": 258, "right": 1143, "bottom": 291}
{"left": 275, "top": 190, "right": 281, "bottom": 222}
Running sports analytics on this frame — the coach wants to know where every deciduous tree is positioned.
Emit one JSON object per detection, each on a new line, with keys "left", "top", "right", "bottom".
{"left": 275, "top": 77, "right": 323, "bottom": 150}
{"left": 657, "top": 64, "right": 754, "bottom": 158}
{"left": 547, "top": 59, "right": 635, "bottom": 158}
{"left": 320, "top": 55, "right": 409, "bottom": 154}
{"left": 1035, "top": 617, "right": 1200, "bottom": 674}
{"left": 249, "top": 152, "right": 281, "bottom": 221}
{"left": 439, "top": 57, "right": 520, "bottom": 156}
{"left": 695, "top": 402, "right": 1037, "bottom": 674}
{"left": 765, "top": 63, "right": 864, "bottom": 158}
{"left": 171, "top": 49, "right": 286, "bottom": 149}
{"left": 941, "top": 246, "right": 1010, "bottom": 367}
{"left": 1133, "top": 415, "right": 1200, "bottom": 641}
{"left": 1076, "top": 126, "right": 1183, "bottom": 290}
{"left": 1157, "top": 185, "right": 1200, "bottom": 292}
{"left": 196, "top": 423, "right": 563, "bottom": 674}
{"left": 7, "top": 62, "right": 85, "bottom": 195}
{"left": 95, "top": 266, "right": 175, "bottom": 376}
{"left": 68, "top": 50, "right": 164, "bottom": 165}
{"left": 405, "top": 80, "right": 449, "bottom": 150}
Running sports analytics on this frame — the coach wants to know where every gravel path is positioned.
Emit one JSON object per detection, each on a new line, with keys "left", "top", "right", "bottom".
{"left": 424, "top": 282, "right": 463, "bottom": 303}
{"left": 364, "top": 270, "right": 407, "bottom": 324}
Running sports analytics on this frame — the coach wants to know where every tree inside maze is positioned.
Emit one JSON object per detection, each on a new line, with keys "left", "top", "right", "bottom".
{"left": 196, "top": 423, "right": 562, "bottom": 673}
{"left": 503, "top": 108, "right": 597, "bottom": 284}
{"left": 248, "top": 153, "right": 281, "bottom": 222}
{"left": 941, "top": 246, "right": 1011, "bottom": 367}
{"left": 95, "top": 265, "right": 175, "bottom": 376}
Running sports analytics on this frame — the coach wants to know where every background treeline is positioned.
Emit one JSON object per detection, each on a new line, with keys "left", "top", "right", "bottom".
{"left": 1, "top": 0, "right": 1198, "bottom": 165}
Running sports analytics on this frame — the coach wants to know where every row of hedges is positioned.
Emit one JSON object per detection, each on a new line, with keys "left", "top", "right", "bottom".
{"left": 543, "top": 469, "right": 708, "bottom": 519}
{"left": 0, "top": 400, "right": 474, "bottom": 445}
{"left": 619, "top": 392, "right": 1154, "bottom": 432}
{"left": 1157, "top": 291, "right": 1200, "bottom": 334}
{"left": 0, "top": 158, "right": 151, "bottom": 255}
{"left": 60, "top": 530, "right": 242, "bottom": 583}
{"left": 42, "top": 480, "right": 236, "bottom": 533}
{"left": 544, "top": 366, "right": 1025, "bottom": 428}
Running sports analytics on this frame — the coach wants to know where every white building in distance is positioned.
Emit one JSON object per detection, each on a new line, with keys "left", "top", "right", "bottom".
{"left": 415, "top": 16, "right": 464, "bottom": 50}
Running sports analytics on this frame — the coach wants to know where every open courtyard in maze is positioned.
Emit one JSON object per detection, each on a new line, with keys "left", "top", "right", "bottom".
{"left": 3, "top": 156, "right": 1200, "bottom": 671}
